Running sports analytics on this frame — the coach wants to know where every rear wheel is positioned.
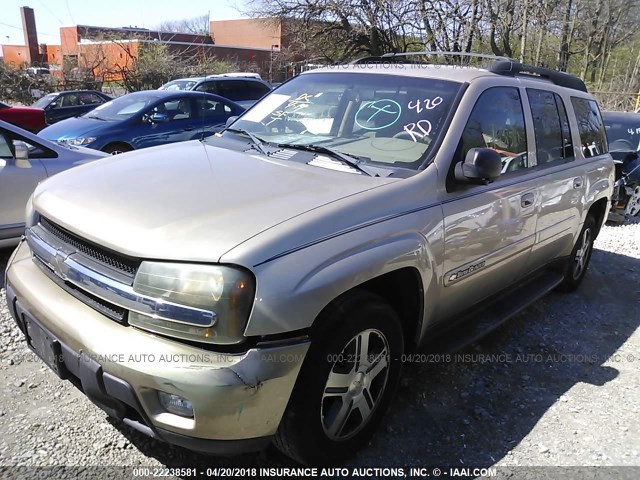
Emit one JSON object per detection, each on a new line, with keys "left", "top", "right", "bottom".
{"left": 102, "top": 143, "right": 132, "bottom": 155}
{"left": 274, "top": 290, "right": 404, "bottom": 465}
{"left": 626, "top": 185, "right": 640, "bottom": 217}
{"left": 557, "top": 215, "right": 596, "bottom": 292}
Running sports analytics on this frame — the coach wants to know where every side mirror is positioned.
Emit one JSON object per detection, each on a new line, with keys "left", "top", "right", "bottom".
{"left": 150, "top": 112, "right": 170, "bottom": 123}
{"left": 225, "top": 116, "right": 238, "bottom": 128}
{"left": 454, "top": 148, "right": 502, "bottom": 185}
{"left": 47, "top": 101, "right": 58, "bottom": 109}
{"left": 13, "top": 140, "right": 29, "bottom": 161}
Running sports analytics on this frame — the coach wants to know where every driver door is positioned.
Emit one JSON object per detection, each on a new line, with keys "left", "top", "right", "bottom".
{"left": 437, "top": 86, "right": 539, "bottom": 318}
{"left": 0, "top": 130, "right": 46, "bottom": 236}
{"left": 136, "top": 98, "right": 200, "bottom": 149}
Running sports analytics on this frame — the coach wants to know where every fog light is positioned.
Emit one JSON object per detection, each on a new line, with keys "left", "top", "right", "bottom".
{"left": 158, "top": 391, "right": 194, "bottom": 418}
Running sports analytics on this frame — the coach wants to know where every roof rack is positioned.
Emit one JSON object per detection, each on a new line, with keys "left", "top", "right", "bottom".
{"left": 350, "top": 51, "right": 512, "bottom": 65}
{"left": 349, "top": 51, "right": 588, "bottom": 92}
{"left": 489, "top": 60, "right": 587, "bottom": 92}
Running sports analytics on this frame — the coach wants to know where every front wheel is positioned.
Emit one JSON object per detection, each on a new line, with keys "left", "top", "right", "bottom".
{"left": 557, "top": 215, "right": 596, "bottom": 292}
{"left": 102, "top": 143, "right": 133, "bottom": 155}
{"left": 274, "top": 290, "right": 404, "bottom": 465}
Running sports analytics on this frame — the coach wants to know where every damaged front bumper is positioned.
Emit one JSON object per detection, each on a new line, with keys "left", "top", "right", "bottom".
{"left": 5, "top": 240, "right": 309, "bottom": 454}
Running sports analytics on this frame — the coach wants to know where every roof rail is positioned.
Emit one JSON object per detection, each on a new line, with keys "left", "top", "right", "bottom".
{"left": 350, "top": 50, "right": 512, "bottom": 65}
{"left": 489, "top": 60, "right": 587, "bottom": 92}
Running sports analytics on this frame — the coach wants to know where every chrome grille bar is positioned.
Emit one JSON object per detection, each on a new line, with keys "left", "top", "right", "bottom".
{"left": 26, "top": 228, "right": 216, "bottom": 327}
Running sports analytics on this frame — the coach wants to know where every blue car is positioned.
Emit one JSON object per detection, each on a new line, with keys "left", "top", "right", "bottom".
{"left": 39, "top": 90, "right": 244, "bottom": 154}
{"left": 32, "top": 90, "right": 112, "bottom": 125}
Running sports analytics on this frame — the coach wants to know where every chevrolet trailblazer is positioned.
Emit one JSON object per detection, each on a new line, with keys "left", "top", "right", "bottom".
{"left": 5, "top": 53, "right": 614, "bottom": 465}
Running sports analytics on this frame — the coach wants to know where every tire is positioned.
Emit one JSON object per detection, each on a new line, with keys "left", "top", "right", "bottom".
{"left": 274, "top": 290, "right": 404, "bottom": 465}
{"left": 102, "top": 143, "right": 133, "bottom": 155}
{"left": 557, "top": 215, "right": 596, "bottom": 292}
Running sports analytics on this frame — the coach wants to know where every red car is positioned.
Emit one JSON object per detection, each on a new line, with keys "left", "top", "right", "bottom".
{"left": 0, "top": 101, "right": 46, "bottom": 132}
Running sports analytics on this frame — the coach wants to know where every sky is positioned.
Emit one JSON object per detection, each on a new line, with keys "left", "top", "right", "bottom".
{"left": 0, "top": 0, "right": 247, "bottom": 46}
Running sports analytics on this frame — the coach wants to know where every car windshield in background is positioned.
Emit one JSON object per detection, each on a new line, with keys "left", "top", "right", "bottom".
{"left": 83, "top": 94, "right": 157, "bottom": 121}
{"left": 159, "top": 79, "right": 201, "bottom": 91}
{"left": 32, "top": 93, "right": 57, "bottom": 108}
{"left": 0, "top": 102, "right": 9, "bottom": 109}
{"left": 227, "top": 72, "right": 461, "bottom": 170}
{"left": 603, "top": 114, "right": 640, "bottom": 152}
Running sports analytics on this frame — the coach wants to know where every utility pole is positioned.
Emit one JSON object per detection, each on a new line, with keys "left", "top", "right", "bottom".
{"left": 270, "top": 44, "right": 279, "bottom": 83}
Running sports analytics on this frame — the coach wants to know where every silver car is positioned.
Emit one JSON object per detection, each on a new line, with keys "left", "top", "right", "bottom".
{"left": 5, "top": 55, "right": 614, "bottom": 464}
{"left": 0, "top": 120, "right": 108, "bottom": 248}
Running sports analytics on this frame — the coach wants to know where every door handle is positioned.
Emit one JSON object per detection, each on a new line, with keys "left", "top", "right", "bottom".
{"left": 521, "top": 192, "right": 535, "bottom": 208}
{"left": 573, "top": 177, "right": 583, "bottom": 189}
{"left": 184, "top": 126, "right": 196, "bottom": 131}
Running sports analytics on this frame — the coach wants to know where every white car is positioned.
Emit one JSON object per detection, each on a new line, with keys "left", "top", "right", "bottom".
{"left": 0, "top": 120, "right": 108, "bottom": 247}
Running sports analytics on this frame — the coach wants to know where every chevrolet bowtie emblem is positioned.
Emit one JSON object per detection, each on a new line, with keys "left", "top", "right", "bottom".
{"left": 50, "top": 250, "right": 68, "bottom": 280}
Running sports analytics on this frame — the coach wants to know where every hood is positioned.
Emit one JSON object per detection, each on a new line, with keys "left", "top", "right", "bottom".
{"left": 39, "top": 116, "right": 115, "bottom": 141}
{"left": 10, "top": 105, "right": 43, "bottom": 114}
{"left": 32, "top": 140, "right": 395, "bottom": 263}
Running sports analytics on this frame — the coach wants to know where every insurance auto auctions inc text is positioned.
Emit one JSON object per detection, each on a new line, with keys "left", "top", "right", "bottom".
{"left": 243, "top": 467, "right": 497, "bottom": 478}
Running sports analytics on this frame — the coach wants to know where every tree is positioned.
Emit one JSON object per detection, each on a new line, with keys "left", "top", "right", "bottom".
{"left": 156, "top": 14, "right": 210, "bottom": 35}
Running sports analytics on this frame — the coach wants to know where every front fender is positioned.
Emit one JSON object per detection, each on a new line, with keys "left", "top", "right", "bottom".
{"left": 242, "top": 214, "right": 442, "bottom": 338}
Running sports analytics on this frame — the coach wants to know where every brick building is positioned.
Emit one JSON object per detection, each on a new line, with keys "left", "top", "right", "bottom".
{"left": 1, "top": 7, "right": 283, "bottom": 80}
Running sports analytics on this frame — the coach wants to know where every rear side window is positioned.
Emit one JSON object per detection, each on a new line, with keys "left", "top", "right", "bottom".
{"left": 194, "top": 82, "right": 218, "bottom": 94}
{"left": 246, "top": 81, "right": 270, "bottom": 99}
{"left": 527, "top": 89, "right": 574, "bottom": 165}
{"left": 215, "top": 80, "right": 269, "bottom": 101}
{"left": 217, "top": 80, "right": 247, "bottom": 101}
{"left": 571, "top": 97, "right": 608, "bottom": 157}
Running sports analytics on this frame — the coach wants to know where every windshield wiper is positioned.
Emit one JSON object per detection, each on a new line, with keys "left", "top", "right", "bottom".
{"left": 225, "top": 127, "right": 269, "bottom": 156}
{"left": 278, "top": 143, "right": 374, "bottom": 176}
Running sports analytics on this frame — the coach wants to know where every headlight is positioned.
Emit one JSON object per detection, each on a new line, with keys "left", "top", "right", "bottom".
{"left": 64, "top": 137, "right": 96, "bottom": 146}
{"left": 129, "top": 262, "right": 255, "bottom": 345}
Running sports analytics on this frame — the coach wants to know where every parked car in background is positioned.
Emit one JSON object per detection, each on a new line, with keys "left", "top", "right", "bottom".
{"left": 26, "top": 67, "right": 51, "bottom": 76}
{"left": 0, "top": 101, "right": 46, "bottom": 133}
{"left": 0, "top": 119, "right": 107, "bottom": 247}
{"left": 32, "top": 90, "right": 112, "bottom": 125}
{"left": 192, "top": 75, "right": 271, "bottom": 108}
{"left": 159, "top": 73, "right": 271, "bottom": 108}
{"left": 38, "top": 90, "right": 244, "bottom": 154}
{"left": 157, "top": 77, "right": 204, "bottom": 91}
{"left": 602, "top": 111, "right": 640, "bottom": 221}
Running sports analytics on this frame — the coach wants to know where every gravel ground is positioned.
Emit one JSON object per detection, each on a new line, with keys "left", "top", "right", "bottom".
{"left": 0, "top": 222, "right": 639, "bottom": 476}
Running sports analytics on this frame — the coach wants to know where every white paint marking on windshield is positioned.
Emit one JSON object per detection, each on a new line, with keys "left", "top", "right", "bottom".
{"left": 241, "top": 94, "right": 290, "bottom": 123}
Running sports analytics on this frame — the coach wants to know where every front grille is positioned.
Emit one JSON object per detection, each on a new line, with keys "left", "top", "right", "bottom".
{"left": 40, "top": 217, "right": 140, "bottom": 277}
{"left": 33, "top": 255, "right": 127, "bottom": 323}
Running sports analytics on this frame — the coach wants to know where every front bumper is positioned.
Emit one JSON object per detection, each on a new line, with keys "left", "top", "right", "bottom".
{"left": 5, "top": 240, "right": 309, "bottom": 454}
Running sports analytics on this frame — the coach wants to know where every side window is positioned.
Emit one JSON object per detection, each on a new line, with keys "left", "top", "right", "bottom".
{"left": 526, "top": 89, "right": 573, "bottom": 165}
{"left": 217, "top": 80, "right": 246, "bottom": 101}
{"left": 571, "top": 97, "right": 608, "bottom": 157}
{"left": 194, "top": 82, "right": 218, "bottom": 94}
{"left": 195, "top": 98, "right": 233, "bottom": 119}
{"left": 246, "top": 81, "right": 270, "bottom": 100}
{"left": 0, "top": 132, "right": 13, "bottom": 158}
{"left": 0, "top": 130, "right": 56, "bottom": 159}
{"left": 148, "top": 99, "right": 193, "bottom": 121}
{"left": 78, "top": 93, "right": 103, "bottom": 105}
{"left": 459, "top": 87, "right": 528, "bottom": 174}
{"left": 60, "top": 93, "right": 80, "bottom": 107}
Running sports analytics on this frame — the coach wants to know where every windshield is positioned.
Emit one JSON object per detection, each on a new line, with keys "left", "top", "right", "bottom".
{"left": 604, "top": 114, "right": 640, "bottom": 152}
{"left": 83, "top": 94, "right": 159, "bottom": 121}
{"left": 32, "top": 93, "right": 57, "bottom": 108}
{"left": 159, "top": 79, "right": 200, "bottom": 91}
{"left": 0, "top": 101, "right": 8, "bottom": 109}
{"left": 226, "top": 72, "right": 461, "bottom": 170}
